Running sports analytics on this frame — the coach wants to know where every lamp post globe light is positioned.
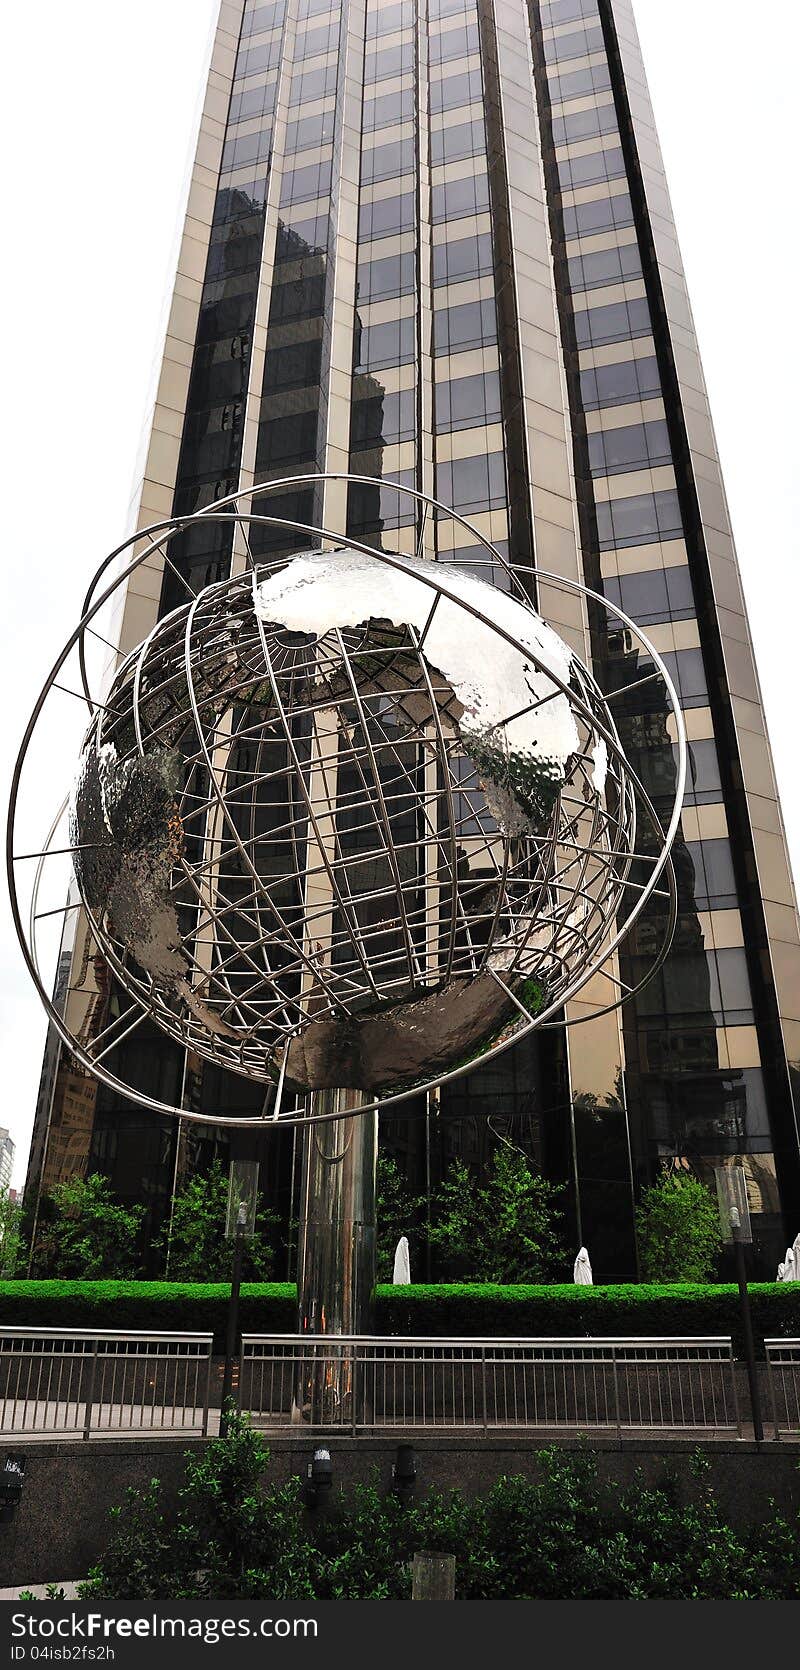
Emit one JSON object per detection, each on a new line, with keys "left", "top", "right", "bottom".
{"left": 8, "top": 477, "right": 685, "bottom": 1386}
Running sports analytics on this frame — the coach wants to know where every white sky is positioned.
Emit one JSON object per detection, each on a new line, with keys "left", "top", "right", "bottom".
{"left": 0, "top": 0, "right": 798, "bottom": 1187}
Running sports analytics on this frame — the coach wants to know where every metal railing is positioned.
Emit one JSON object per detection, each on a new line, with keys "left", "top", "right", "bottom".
{"left": 0, "top": 1329, "right": 213, "bottom": 1439}
{"left": 765, "top": 1339, "right": 800, "bottom": 1438}
{"left": 240, "top": 1335, "right": 740, "bottom": 1436}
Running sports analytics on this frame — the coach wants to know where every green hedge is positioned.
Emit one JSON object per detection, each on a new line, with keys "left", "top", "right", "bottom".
{"left": 1, "top": 1280, "right": 798, "bottom": 1353}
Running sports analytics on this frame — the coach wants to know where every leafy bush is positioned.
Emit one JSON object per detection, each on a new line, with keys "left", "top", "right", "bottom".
{"left": 375, "top": 1155, "right": 424, "bottom": 1282}
{"left": 31, "top": 1174, "right": 145, "bottom": 1279}
{"left": 157, "top": 1161, "right": 279, "bottom": 1281}
{"left": 78, "top": 1413, "right": 800, "bottom": 1600}
{"left": 0, "top": 1280, "right": 798, "bottom": 1354}
{"left": 635, "top": 1172, "right": 722, "bottom": 1282}
{"left": 428, "top": 1149, "right": 565, "bottom": 1281}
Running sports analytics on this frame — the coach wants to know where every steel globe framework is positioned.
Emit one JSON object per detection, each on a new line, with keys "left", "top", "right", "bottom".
{"left": 8, "top": 476, "right": 686, "bottom": 1131}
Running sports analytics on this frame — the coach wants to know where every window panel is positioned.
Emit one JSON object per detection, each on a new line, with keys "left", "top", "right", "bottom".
{"left": 433, "top": 232, "right": 494, "bottom": 286}
{"left": 432, "top": 171, "right": 491, "bottom": 222}
{"left": 354, "top": 314, "right": 416, "bottom": 371}
{"left": 568, "top": 241, "right": 642, "bottom": 292}
{"left": 580, "top": 354, "right": 661, "bottom": 408}
{"left": 358, "top": 191, "right": 415, "bottom": 240}
{"left": 435, "top": 370, "right": 502, "bottom": 431}
{"left": 574, "top": 295, "right": 652, "bottom": 348}
{"left": 436, "top": 451, "right": 507, "bottom": 514}
{"left": 595, "top": 487, "right": 683, "bottom": 548}
{"left": 356, "top": 249, "right": 416, "bottom": 302}
{"left": 433, "top": 297, "right": 497, "bottom": 354}
{"left": 588, "top": 419, "right": 671, "bottom": 475}
{"left": 562, "top": 191, "right": 634, "bottom": 238}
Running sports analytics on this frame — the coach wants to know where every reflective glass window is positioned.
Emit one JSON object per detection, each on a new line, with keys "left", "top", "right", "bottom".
{"left": 279, "top": 159, "right": 333, "bottom": 204}
{"left": 557, "top": 145, "right": 625, "bottom": 190}
{"left": 562, "top": 191, "right": 634, "bottom": 238}
{"left": 541, "top": 0, "right": 599, "bottom": 21}
{"left": 430, "top": 68, "right": 485, "bottom": 113}
{"left": 363, "top": 87, "right": 415, "bottom": 129}
{"left": 354, "top": 314, "right": 416, "bottom": 370}
{"left": 543, "top": 23, "right": 605, "bottom": 62}
{"left": 359, "top": 192, "right": 415, "bottom": 240}
{"left": 434, "top": 297, "right": 497, "bottom": 354}
{"left": 552, "top": 103, "right": 618, "bottom": 145}
{"left": 431, "top": 116, "right": 486, "bottom": 166}
{"left": 432, "top": 171, "right": 490, "bottom": 222}
{"left": 580, "top": 354, "right": 661, "bottom": 408}
{"left": 685, "top": 840, "right": 739, "bottom": 910}
{"left": 350, "top": 387, "right": 416, "bottom": 447}
{"left": 603, "top": 564, "right": 695, "bottom": 626}
{"left": 549, "top": 61, "right": 612, "bottom": 102}
{"left": 588, "top": 419, "right": 671, "bottom": 475}
{"left": 661, "top": 647, "right": 708, "bottom": 708}
{"left": 356, "top": 249, "right": 416, "bottom": 302}
{"left": 575, "top": 296, "right": 652, "bottom": 348}
{"left": 286, "top": 110, "right": 336, "bottom": 152}
{"left": 568, "top": 242, "right": 642, "bottom": 292}
{"left": 595, "top": 488, "right": 683, "bottom": 548}
{"left": 433, "top": 233, "right": 494, "bottom": 286}
{"left": 362, "top": 138, "right": 416, "bottom": 185}
{"left": 364, "top": 42, "right": 414, "bottom": 82}
{"left": 436, "top": 451, "right": 507, "bottom": 514}
{"left": 435, "top": 370, "right": 502, "bottom": 431}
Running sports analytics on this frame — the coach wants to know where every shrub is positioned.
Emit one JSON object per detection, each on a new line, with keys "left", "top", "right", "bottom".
{"left": 0, "top": 1279, "right": 798, "bottom": 1354}
{"left": 78, "top": 1414, "right": 800, "bottom": 1600}
{"left": 428, "top": 1149, "right": 565, "bottom": 1282}
{"left": 31, "top": 1174, "right": 145, "bottom": 1279}
{"left": 635, "top": 1172, "right": 722, "bottom": 1282}
{"left": 157, "top": 1161, "right": 279, "bottom": 1281}
{"left": 375, "top": 1155, "right": 424, "bottom": 1282}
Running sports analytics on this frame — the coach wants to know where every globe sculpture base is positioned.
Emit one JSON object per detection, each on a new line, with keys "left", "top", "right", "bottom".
{"left": 293, "top": 1089, "right": 378, "bottom": 1426}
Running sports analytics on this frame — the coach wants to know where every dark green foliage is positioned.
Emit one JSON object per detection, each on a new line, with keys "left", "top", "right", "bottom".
{"left": 31, "top": 1174, "right": 145, "bottom": 1279}
{"left": 0, "top": 1279, "right": 798, "bottom": 1353}
{"left": 635, "top": 1172, "right": 722, "bottom": 1282}
{"left": 375, "top": 1154, "right": 424, "bottom": 1282}
{"left": 78, "top": 1414, "right": 800, "bottom": 1600}
{"left": 427, "top": 1149, "right": 566, "bottom": 1281}
{"left": 157, "top": 1161, "right": 279, "bottom": 1281}
{"left": 0, "top": 1192, "right": 25, "bottom": 1277}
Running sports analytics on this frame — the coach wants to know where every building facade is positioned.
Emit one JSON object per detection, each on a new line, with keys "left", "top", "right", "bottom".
{"left": 0, "top": 1130, "right": 15, "bottom": 1197}
{"left": 27, "top": 0, "right": 800, "bottom": 1275}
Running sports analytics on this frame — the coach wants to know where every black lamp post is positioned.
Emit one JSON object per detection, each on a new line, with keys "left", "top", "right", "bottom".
{"left": 715, "top": 1165, "right": 763, "bottom": 1442}
{"left": 220, "top": 1156, "right": 260, "bottom": 1439}
{"left": 220, "top": 1199, "right": 247, "bottom": 1438}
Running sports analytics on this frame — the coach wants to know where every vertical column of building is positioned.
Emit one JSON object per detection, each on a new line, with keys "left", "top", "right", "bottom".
{"left": 347, "top": 0, "right": 419, "bottom": 551}
{"left": 606, "top": 0, "right": 800, "bottom": 1231}
{"left": 527, "top": 0, "right": 798, "bottom": 1263}
{"left": 26, "top": 2, "right": 251, "bottom": 1225}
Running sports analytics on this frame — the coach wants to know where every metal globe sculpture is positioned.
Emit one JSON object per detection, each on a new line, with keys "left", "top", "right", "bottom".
{"left": 8, "top": 476, "right": 686, "bottom": 1128}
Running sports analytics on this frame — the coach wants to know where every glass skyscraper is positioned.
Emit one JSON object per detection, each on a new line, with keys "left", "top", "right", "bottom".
{"left": 26, "top": 0, "right": 800, "bottom": 1276}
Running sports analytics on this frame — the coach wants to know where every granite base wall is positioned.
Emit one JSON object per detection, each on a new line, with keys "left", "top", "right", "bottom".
{"left": 2, "top": 1433, "right": 799, "bottom": 1590}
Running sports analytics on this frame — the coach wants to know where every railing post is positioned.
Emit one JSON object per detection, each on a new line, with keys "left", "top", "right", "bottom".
{"left": 83, "top": 1339, "right": 99, "bottom": 1441}
{"left": 765, "top": 1346, "right": 780, "bottom": 1441}
{"left": 729, "top": 1341, "right": 742, "bottom": 1437}
{"left": 612, "top": 1345, "right": 622, "bottom": 1437}
{"left": 481, "top": 1345, "right": 488, "bottom": 1433}
{"left": 201, "top": 1341, "right": 213, "bottom": 1439}
{"left": 352, "top": 1341, "right": 358, "bottom": 1437}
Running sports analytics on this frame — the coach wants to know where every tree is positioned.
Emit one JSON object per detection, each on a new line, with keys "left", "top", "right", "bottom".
{"left": 0, "top": 1191, "right": 26, "bottom": 1276}
{"left": 428, "top": 1147, "right": 566, "bottom": 1282}
{"left": 159, "top": 1160, "right": 278, "bottom": 1281}
{"left": 31, "top": 1173, "right": 145, "bottom": 1279}
{"left": 376, "top": 1154, "right": 423, "bottom": 1281}
{"left": 635, "top": 1170, "right": 722, "bottom": 1282}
